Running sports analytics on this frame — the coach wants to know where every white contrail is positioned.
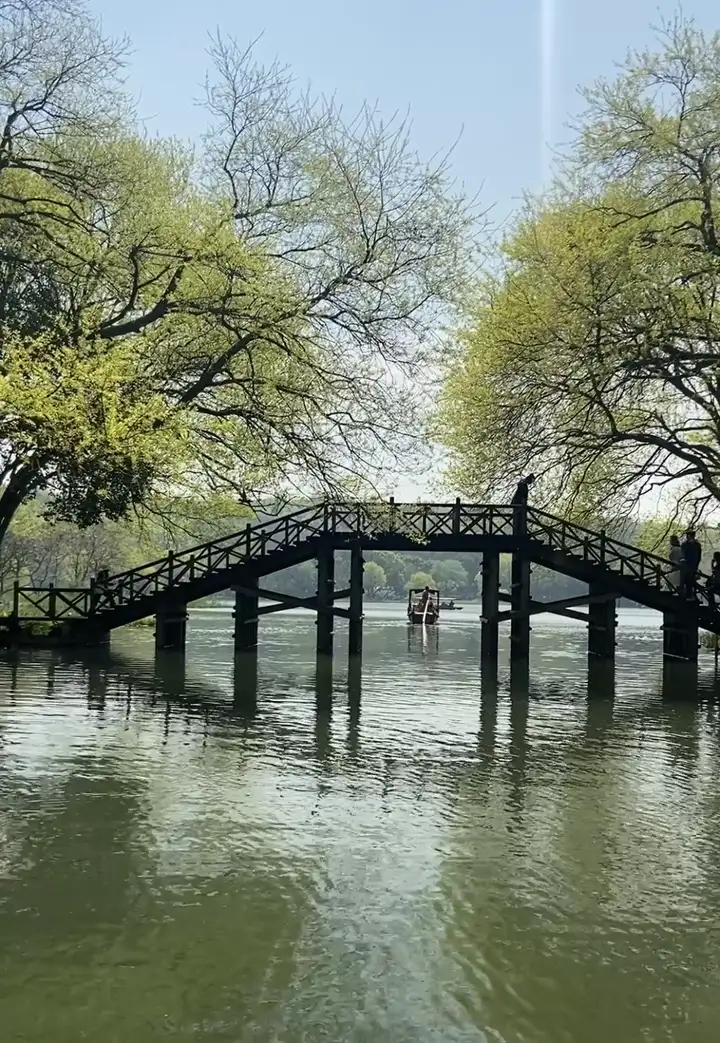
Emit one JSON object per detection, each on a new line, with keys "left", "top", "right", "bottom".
{"left": 540, "top": 0, "right": 556, "bottom": 185}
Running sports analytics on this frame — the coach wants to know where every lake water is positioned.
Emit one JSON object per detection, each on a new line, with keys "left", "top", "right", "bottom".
{"left": 2, "top": 604, "right": 720, "bottom": 1042}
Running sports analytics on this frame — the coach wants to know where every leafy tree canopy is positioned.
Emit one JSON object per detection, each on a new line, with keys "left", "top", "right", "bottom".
{"left": 0, "top": 0, "right": 476, "bottom": 547}
{"left": 439, "top": 16, "right": 720, "bottom": 526}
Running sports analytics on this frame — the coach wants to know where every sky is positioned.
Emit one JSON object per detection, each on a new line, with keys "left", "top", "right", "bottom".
{"left": 89, "top": 0, "right": 720, "bottom": 217}
{"left": 87, "top": 0, "right": 720, "bottom": 499}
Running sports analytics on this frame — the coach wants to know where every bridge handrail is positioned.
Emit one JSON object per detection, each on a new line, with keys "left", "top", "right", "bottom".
{"left": 103, "top": 502, "right": 325, "bottom": 586}
{"left": 16, "top": 500, "right": 714, "bottom": 620}
{"left": 528, "top": 507, "right": 674, "bottom": 569}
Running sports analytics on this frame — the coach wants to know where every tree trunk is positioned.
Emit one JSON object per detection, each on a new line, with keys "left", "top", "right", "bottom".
{"left": 0, "top": 468, "right": 39, "bottom": 551}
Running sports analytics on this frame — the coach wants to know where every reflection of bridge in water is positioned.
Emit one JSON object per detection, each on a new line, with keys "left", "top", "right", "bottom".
{"left": 6, "top": 643, "right": 716, "bottom": 771}
{"left": 8, "top": 501, "right": 720, "bottom": 674}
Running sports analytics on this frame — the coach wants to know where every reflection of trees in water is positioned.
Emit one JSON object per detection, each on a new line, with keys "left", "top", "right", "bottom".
{"left": 0, "top": 653, "right": 319, "bottom": 1042}
{"left": 433, "top": 664, "right": 720, "bottom": 1042}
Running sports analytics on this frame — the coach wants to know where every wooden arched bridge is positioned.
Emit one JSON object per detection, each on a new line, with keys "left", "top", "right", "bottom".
{"left": 5, "top": 500, "right": 719, "bottom": 664}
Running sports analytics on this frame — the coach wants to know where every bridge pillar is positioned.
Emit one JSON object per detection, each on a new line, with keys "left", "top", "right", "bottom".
{"left": 233, "top": 576, "right": 259, "bottom": 653}
{"left": 481, "top": 550, "right": 500, "bottom": 665}
{"left": 510, "top": 552, "right": 531, "bottom": 662}
{"left": 662, "top": 612, "right": 699, "bottom": 662}
{"left": 155, "top": 596, "right": 188, "bottom": 653}
{"left": 587, "top": 587, "right": 617, "bottom": 659}
{"left": 348, "top": 543, "right": 364, "bottom": 658}
{"left": 316, "top": 546, "right": 335, "bottom": 658}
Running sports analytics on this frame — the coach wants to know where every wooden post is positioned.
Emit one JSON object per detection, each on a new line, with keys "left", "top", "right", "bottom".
{"left": 510, "top": 552, "right": 531, "bottom": 662}
{"left": 155, "top": 595, "right": 188, "bottom": 653}
{"left": 662, "top": 612, "right": 699, "bottom": 662}
{"left": 233, "top": 575, "right": 259, "bottom": 652}
{"left": 316, "top": 545, "right": 335, "bottom": 658}
{"left": 348, "top": 542, "right": 364, "bottom": 658}
{"left": 481, "top": 551, "right": 500, "bottom": 665}
{"left": 587, "top": 586, "right": 617, "bottom": 659}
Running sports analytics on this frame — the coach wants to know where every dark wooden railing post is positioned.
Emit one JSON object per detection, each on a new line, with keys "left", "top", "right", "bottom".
{"left": 47, "top": 583, "right": 57, "bottom": 621}
{"left": 245, "top": 522, "right": 252, "bottom": 557}
{"left": 167, "top": 550, "right": 175, "bottom": 587}
{"left": 452, "top": 497, "right": 461, "bottom": 535}
{"left": 12, "top": 579, "right": 19, "bottom": 620}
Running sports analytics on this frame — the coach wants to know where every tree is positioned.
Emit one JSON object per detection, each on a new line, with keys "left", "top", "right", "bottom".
{"left": 367, "top": 550, "right": 408, "bottom": 595}
{"left": 362, "top": 561, "right": 387, "bottom": 597}
{"left": 406, "top": 570, "right": 435, "bottom": 591}
{"left": 439, "top": 17, "right": 720, "bottom": 525}
{"left": 431, "top": 558, "right": 469, "bottom": 594}
{"left": 0, "top": 2, "right": 476, "bottom": 554}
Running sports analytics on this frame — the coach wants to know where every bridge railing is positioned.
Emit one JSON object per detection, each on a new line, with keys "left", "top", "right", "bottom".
{"left": 10, "top": 500, "right": 715, "bottom": 620}
{"left": 527, "top": 507, "right": 712, "bottom": 610}
{"left": 14, "top": 585, "right": 92, "bottom": 621}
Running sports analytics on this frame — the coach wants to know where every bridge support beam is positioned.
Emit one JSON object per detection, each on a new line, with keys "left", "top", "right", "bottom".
{"left": 587, "top": 586, "right": 617, "bottom": 659}
{"left": 155, "top": 596, "right": 188, "bottom": 653}
{"left": 510, "top": 552, "right": 531, "bottom": 662}
{"left": 348, "top": 543, "right": 364, "bottom": 658}
{"left": 481, "top": 550, "right": 500, "bottom": 665}
{"left": 663, "top": 612, "right": 698, "bottom": 662}
{"left": 316, "top": 546, "right": 335, "bottom": 658}
{"left": 233, "top": 576, "right": 259, "bottom": 653}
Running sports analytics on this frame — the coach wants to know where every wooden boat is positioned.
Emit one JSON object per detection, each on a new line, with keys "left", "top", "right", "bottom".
{"left": 407, "top": 587, "right": 440, "bottom": 624}
{"left": 439, "top": 600, "right": 463, "bottom": 610}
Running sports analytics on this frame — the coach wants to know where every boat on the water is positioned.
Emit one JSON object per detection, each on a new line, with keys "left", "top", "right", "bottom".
{"left": 439, "top": 600, "right": 463, "bottom": 611}
{"left": 407, "top": 586, "right": 440, "bottom": 624}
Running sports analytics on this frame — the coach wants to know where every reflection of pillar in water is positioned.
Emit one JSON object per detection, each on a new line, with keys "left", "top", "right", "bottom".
{"left": 154, "top": 648, "right": 187, "bottom": 699}
{"left": 9, "top": 650, "right": 18, "bottom": 695}
{"left": 233, "top": 651, "right": 258, "bottom": 717}
{"left": 587, "top": 656, "right": 616, "bottom": 702}
{"left": 507, "top": 684, "right": 529, "bottom": 824}
{"left": 315, "top": 655, "right": 333, "bottom": 712}
{"left": 662, "top": 658, "right": 699, "bottom": 701}
{"left": 347, "top": 654, "right": 361, "bottom": 756}
{"left": 510, "top": 653, "right": 530, "bottom": 695}
{"left": 478, "top": 681, "right": 497, "bottom": 761}
{"left": 315, "top": 656, "right": 333, "bottom": 762}
{"left": 585, "top": 664, "right": 615, "bottom": 745}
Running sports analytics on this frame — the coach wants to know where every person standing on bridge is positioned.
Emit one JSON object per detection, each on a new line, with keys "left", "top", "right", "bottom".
{"left": 511, "top": 474, "right": 535, "bottom": 538}
{"left": 511, "top": 474, "right": 535, "bottom": 507}
{"left": 681, "top": 530, "right": 702, "bottom": 599}
{"left": 667, "top": 535, "right": 682, "bottom": 593}
{"left": 707, "top": 552, "right": 720, "bottom": 609}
